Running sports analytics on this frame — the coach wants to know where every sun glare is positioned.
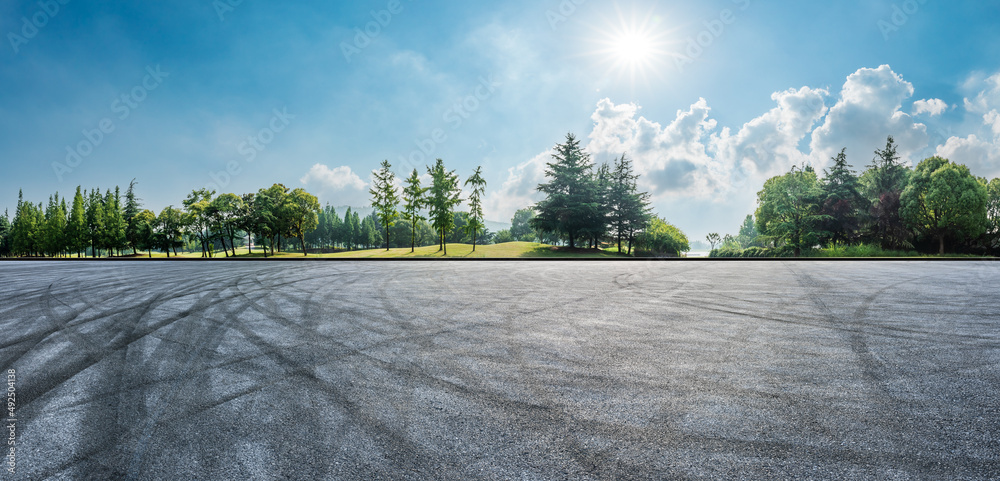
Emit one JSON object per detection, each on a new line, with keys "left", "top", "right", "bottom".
{"left": 611, "top": 31, "right": 655, "bottom": 67}
{"left": 582, "top": 6, "right": 680, "bottom": 91}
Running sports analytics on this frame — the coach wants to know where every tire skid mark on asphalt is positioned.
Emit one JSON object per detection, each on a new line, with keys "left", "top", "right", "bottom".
{"left": 782, "top": 263, "right": 960, "bottom": 472}
{"left": 123, "top": 273, "right": 256, "bottom": 481}
{"left": 196, "top": 311, "right": 472, "bottom": 478}
{"left": 15, "top": 273, "right": 242, "bottom": 409}
{"left": 14, "top": 268, "right": 252, "bottom": 480}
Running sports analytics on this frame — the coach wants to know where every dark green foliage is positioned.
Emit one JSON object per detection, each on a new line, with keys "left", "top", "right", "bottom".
{"left": 863, "top": 136, "right": 911, "bottom": 248}
{"left": 755, "top": 165, "right": 830, "bottom": 257}
{"left": 531, "top": 133, "right": 603, "bottom": 249}
{"left": 900, "top": 156, "right": 988, "bottom": 254}
{"left": 821, "top": 149, "right": 866, "bottom": 245}
{"left": 634, "top": 217, "right": 689, "bottom": 256}
{"left": 124, "top": 179, "right": 142, "bottom": 254}
{"left": 608, "top": 154, "right": 651, "bottom": 254}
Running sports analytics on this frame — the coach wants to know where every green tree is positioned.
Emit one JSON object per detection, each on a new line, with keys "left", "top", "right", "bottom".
{"left": 133, "top": 209, "right": 157, "bottom": 257}
{"left": 464, "top": 166, "right": 487, "bottom": 252}
{"left": 42, "top": 193, "right": 67, "bottom": 256}
{"left": 104, "top": 187, "right": 126, "bottom": 256}
{"left": 183, "top": 188, "right": 215, "bottom": 257}
{"left": 735, "top": 215, "right": 760, "bottom": 248}
{"left": 755, "top": 165, "right": 830, "bottom": 257}
{"left": 350, "top": 210, "right": 362, "bottom": 250}
{"left": 821, "top": 148, "right": 866, "bottom": 244}
{"left": 210, "top": 193, "right": 244, "bottom": 257}
{"left": 531, "top": 133, "right": 601, "bottom": 249}
{"left": 0, "top": 210, "right": 10, "bottom": 257}
{"left": 427, "top": 159, "right": 462, "bottom": 255}
{"left": 864, "top": 136, "right": 910, "bottom": 248}
{"left": 286, "top": 188, "right": 321, "bottom": 255}
{"left": 340, "top": 207, "right": 355, "bottom": 250}
{"left": 900, "top": 156, "right": 988, "bottom": 254}
{"left": 155, "top": 206, "right": 185, "bottom": 257}
{"left": 608, "top": 154, "right": 651, "bottom": 253}
{"left": 636, "top": 217, "right": 690, "bottom": 256}
{"left": 705, "top": 233, "right": 721, "bottom": 250}
{"left": 510, "top": 208, "right": 536, "bottom": 242}
{"left": 85, "top": 188, "right": 106, "bottom": 257}
{"left": 369, "top": 160, "right": 400, "bottom": 250}
{"left": 494, "top": 229, "right": 514, "bottom": 244}
{"left": 985, "top": 178, "right": 1000, "bottom": 253}
{"left": 123, "top": 179, "right": 142, "bottom": 254}
{"left": 67, "top": 187, "right": 87, "bottom": 257}
{"left": 401, "top": 169, "right": 428, "bottom": 252}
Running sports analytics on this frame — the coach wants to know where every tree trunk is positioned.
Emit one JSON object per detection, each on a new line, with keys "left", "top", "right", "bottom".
{"left": 939, "top": 235, "right": 945, "bottom": 255}
{"left": 300, "top": 234, "right": 308, "bottom": 256}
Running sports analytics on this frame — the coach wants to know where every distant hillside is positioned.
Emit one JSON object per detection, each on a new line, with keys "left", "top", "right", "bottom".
{"left": 331, "top": 205, "right": 510, "bottom": 232}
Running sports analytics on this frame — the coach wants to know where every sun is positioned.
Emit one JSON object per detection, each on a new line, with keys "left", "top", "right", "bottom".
{"left": 585, "top": 7, "right": 677, "bottom": 88}
{"left": 609, "top": 30, "right": 657, "bottom": 70}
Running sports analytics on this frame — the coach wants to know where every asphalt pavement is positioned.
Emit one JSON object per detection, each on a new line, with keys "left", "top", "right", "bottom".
{"left": 0, "top": 260, "right": 998, "bottom": 480}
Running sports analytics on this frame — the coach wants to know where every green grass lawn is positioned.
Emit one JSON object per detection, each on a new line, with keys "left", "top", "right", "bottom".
{"left": 224, "top": 242, "right": 632, "bottom": 259}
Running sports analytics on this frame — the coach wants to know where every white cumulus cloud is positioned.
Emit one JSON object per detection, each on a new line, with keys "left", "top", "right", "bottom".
{"left": 300, "top": 164, "right": 368, "bottom": 191}
{"left": 912, "top": 98, "right": 949, "bottom": 116}
{"left": 811, "top": 65, "right": 929, "bottom": 166}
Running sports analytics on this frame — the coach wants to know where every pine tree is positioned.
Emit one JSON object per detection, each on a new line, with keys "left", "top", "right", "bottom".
{"left": 350, "top": 211, "right": 362, "bottom": 250}
{"left": 104, "top": 188, "right": 126, "bottom": 257}
{"left": 531, "top": 133, "right": 602, "bottom": 249}
{"left": 86, "top": 188, "right": 106, "bottom": 257}
{"left": 0, "top": 210, "right": 11, "bottom": 257}
{"left": 426, "top": 159, "right": 462, "bottom": 255}
{"left": 401, "top": 169, "right": 427, "bottom": 252}
{"left": 821, "top": 148, "right": 865, "bottom": 245}
{"left": 12, "top": 190, "right": 41, "bottom": 257}
{"left": 123, "top": 179, "right": 142, "bottom": 255}
{"left": 369, "top": 160, "right": 400, "bottom": 251}
{"left": 463, "top": 166, "right": 487, "bottom": 252}
{"left": 43, "top": 193, "right": 67, "bottom": 256}
{"left": 342, "top": 207, "right": 355, "bottom": 250}
{"left": 864, "top": 136, "right": 910, "bottom": 248}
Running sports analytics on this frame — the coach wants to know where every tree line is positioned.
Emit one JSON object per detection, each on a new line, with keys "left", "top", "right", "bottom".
{"left": 0, "top": 133, "right": 694, "bottom": 258}
{"left": 708, "top": 136, "right": 1000, "bottom": 257}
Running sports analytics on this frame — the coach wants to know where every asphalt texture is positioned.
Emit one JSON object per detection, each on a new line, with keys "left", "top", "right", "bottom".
{"left": 0, "top": 260, "right": 998, "bottom": 480}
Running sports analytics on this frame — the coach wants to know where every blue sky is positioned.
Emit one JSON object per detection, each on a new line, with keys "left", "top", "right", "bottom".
{"left": 2, "top": 0, "right": 999, "bottom": 240}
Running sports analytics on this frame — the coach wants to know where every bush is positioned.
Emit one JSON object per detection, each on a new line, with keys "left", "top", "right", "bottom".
{"left": 636, "top": 217, "right": 690, "bottom": 256}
